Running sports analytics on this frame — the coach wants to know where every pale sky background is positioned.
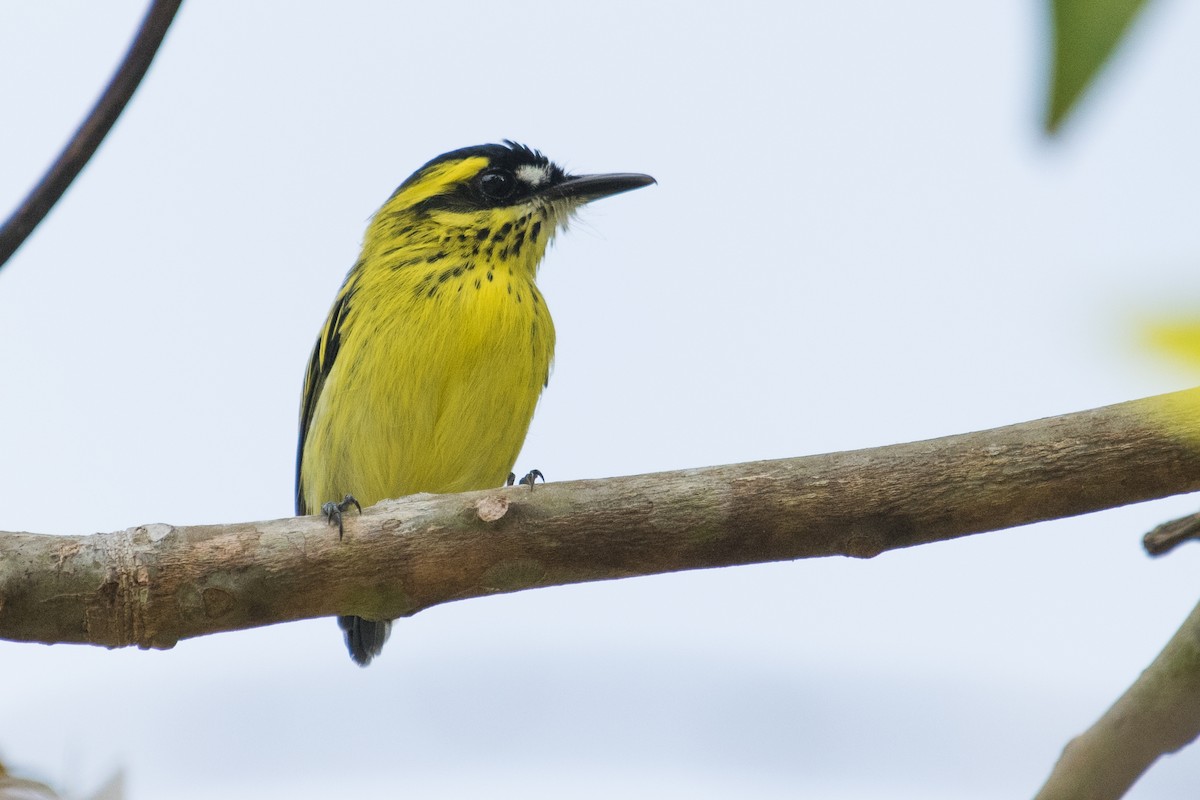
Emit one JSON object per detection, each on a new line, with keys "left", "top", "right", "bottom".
{"left": 2, "top": 2, "right": 1200, "bottom": 798}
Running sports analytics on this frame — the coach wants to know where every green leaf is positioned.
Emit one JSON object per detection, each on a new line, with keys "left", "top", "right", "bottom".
{"left": 1045, "top": 0, "right": 1151, "bottom": 134}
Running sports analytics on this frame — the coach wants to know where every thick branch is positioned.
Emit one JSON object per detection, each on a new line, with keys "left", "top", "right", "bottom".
{"left": 1033, "top": 596, "right": 1200, "bottom": 800}
{"left": 2, "top": 388, "right": 1199, "bottom": 649}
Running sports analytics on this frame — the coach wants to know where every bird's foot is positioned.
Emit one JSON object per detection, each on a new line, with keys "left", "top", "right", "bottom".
{"left": 507, "top": 469, "right": 544, "bottom": 490}
{"left": 321, "top": 494, "right": 362, "bottom": 539}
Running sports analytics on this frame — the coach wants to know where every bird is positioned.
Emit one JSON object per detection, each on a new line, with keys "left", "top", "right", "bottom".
{"left": 295, "top": 141, "right": 655, "bottom": 665}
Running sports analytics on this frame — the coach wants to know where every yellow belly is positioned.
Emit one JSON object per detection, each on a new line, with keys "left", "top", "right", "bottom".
{"left": 299, "top": 269, "right": 554, "bottom": 510}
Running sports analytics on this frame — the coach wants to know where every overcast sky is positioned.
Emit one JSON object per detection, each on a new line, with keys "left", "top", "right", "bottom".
{"left": 2, "top": 2, "right": 1200, "bottom": 798}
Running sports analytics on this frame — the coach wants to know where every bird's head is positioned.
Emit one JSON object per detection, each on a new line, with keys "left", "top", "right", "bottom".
{"left": 362, "top": 141, "right": 654, "bottom": 275}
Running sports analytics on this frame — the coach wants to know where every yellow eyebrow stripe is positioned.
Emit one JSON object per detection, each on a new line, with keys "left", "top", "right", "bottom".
{"left": 386, "top": 156, "right": 489, "bottom": 210}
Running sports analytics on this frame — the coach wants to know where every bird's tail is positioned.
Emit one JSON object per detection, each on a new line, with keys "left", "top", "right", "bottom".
{"left": 338, "top": 615, "right": 392, "bottom": 666}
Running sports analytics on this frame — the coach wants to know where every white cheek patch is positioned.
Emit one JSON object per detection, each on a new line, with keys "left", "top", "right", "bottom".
{"left": 516, "top": 163, "right": 550, "bottom": 188}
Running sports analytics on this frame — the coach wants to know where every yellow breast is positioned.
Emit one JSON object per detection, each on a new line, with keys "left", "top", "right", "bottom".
{"left": 297, "top": 215, "right": 556, "bottom": 512}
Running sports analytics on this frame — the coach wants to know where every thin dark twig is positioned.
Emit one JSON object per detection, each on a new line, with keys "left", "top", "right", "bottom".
{"left": 0, "top": 0, "right": 184, "bottom": 271}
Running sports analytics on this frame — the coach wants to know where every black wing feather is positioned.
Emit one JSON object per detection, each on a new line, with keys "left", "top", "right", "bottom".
{"left": 295, "top": 283, "right": 354, "bottom": 515}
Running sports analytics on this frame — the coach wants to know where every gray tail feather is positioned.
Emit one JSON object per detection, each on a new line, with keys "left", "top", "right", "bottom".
{"left": 338, "top": 615, "right": 392, "bottom": 666}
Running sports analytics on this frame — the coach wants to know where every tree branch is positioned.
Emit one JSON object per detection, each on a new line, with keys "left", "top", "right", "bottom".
{"left": 1144, "top": 511, "right": 1200, "bottom": 555}
{"left": 2, "top": 387, "right": 1199, "bottom": 650}
{"left": 1033, "top": 595, "right": 1200, "bottom": 800}
{"left": 0, "top": 0, "right": 183, "bottom": 270}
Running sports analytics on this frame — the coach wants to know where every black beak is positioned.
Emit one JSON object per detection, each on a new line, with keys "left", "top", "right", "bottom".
{"left": 540, "top": 172, "right": 657, "bottom": 203}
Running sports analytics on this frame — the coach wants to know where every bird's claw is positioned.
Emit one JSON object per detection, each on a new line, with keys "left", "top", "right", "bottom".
{"left": 322, "top": 494, "right": 362, "bottom": 539}
{"left": 517, "top": 469, "right": 544, "bottom": 490}
{"left": 506, "top": 470, "right": 543, "bottom": 490}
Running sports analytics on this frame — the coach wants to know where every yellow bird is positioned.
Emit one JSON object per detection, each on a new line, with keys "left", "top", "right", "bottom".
{"left": 296, "top": 141, "right": 654, "bottom": 665}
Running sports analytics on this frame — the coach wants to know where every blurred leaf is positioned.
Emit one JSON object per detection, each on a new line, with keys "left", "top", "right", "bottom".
{"left": 1046, "top": 0, "right": 1151, "bottom": 133}
{"left": 1137, "top": 317, "right": 1200, "bottom": 448}
{"left": 1143, "top": 319, "right": 1200, "bottom": 370}
{"left": 83, "top": 772, "right": 123, "bottom": 800}
{"left": 0, "top": 762, "right": 122, "bottom": 800}
{"left": 0, "top": 769, "right": 59, "bottom": 800}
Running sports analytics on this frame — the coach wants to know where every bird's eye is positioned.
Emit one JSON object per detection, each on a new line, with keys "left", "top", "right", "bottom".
{"left": 478, "top": 170, "right": 517, "bottom": 200}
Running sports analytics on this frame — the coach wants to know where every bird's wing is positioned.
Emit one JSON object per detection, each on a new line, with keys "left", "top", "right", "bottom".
{"left": 295, "top": 282, "right": 355, "bottom": 515}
